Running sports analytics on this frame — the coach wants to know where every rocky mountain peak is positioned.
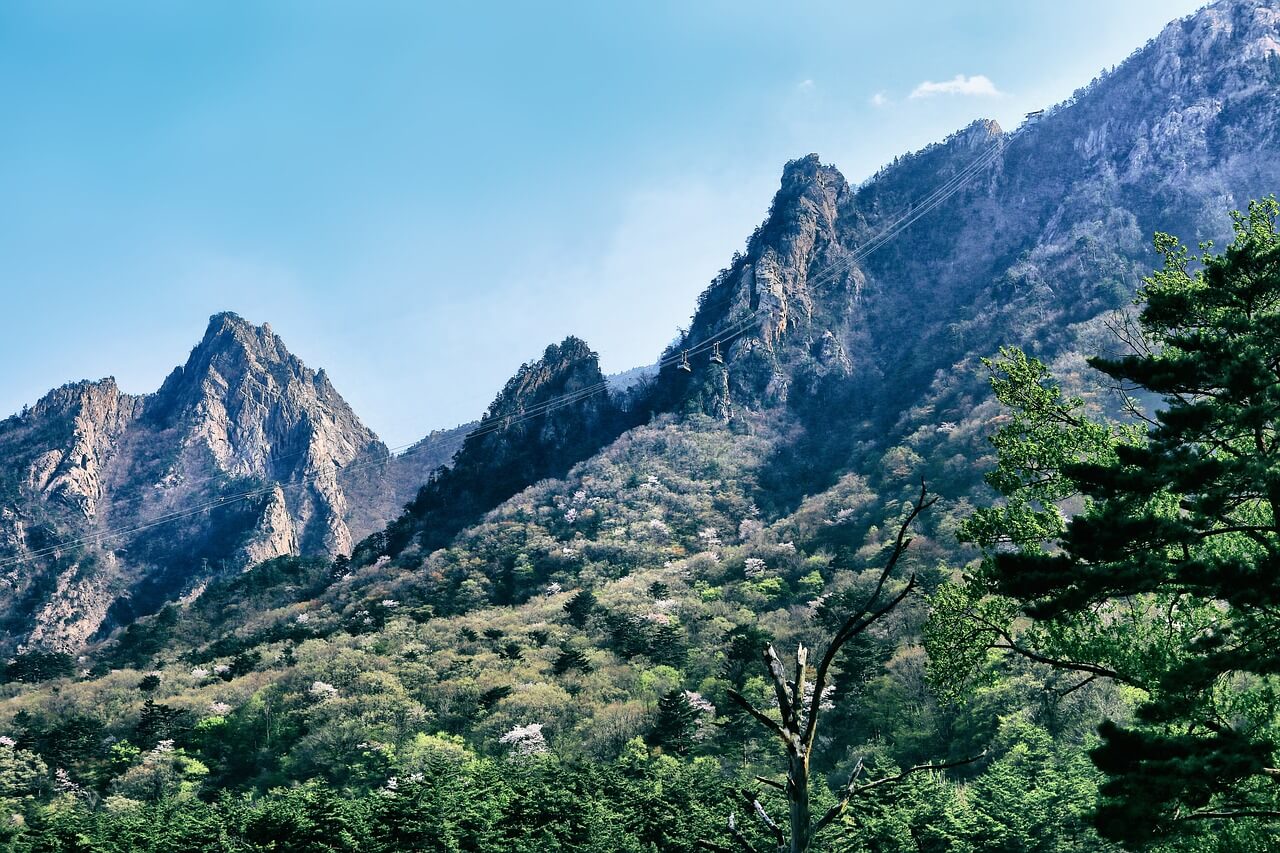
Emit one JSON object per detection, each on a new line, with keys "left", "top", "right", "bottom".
{"left": 651, "top": 151, "right": 861, "bottom": 417}
{"left": 467, "top": 335, "right": 616, "bottom": 472}
{"left": 652, "top": 0, "right": 1280, "bottom": 429}
{"left": 752, "top": 154, "right": 848, "bottom": 254}
{"left": 367, "top": 336, "right": 626, "bottom": 563}
{"left": 153, "top": 313, "right": 325, "bottom": 421}
{"left": 1155, "top": 0, "right": 1280, "bottom": 76}
{"left": 485, "top": 335, "right": 606, "bottom": 421}
{"left": 0, "top": 313, "right": 405, "bottom": 651}
{"left": 772, "top": 153, "right": 848, "bottom": 213}
{"left": 17, "top": 378, "right": 142, "bottom": 520}
{"left": 144, "top": 313, "right": 381, "bottom": 494}
{"left": 952, "top": 118, "right": 1003, "bottom": 148}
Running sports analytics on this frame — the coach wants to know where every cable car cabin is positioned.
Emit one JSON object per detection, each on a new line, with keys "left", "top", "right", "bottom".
{"left": 710, "top": 341, "right": 724, "bottom": 364}
{"left": 678, "top": 351, "right": 692, "bottom": 372}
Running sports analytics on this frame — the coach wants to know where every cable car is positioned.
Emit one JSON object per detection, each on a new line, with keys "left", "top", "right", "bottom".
{"left": 678, "top": 351, "right": 692, "bottom": 372}
{"left": 710, "top": 341, "right": 724, "bottom": 365}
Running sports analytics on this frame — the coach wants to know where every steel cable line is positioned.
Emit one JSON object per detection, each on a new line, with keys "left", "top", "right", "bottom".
{"left": 0, "top": 380, "right": 617, "bottom": 569}
{"left": 687, "top": 128, "right": 1011, "bottom": 325}
{"left": 671, "top": 130, "right": 1013, "bottom": 360}
{"left": 0, "top": 130, "right": 1017, "bottom": 569}
{"left": 12, "top": 375, "right": 481, "bottom": 527}
{"left": 0, "top": 371, "right": 637, "bottom": 569}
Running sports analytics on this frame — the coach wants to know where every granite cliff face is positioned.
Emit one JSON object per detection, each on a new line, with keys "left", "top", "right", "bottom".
{"left": 0, "top": 314, "right": 436, "bottom": 651}
{"left": 141, "top": 313, "right": 383, "bottom": 557}
{"left": 647, "top": 0, "right": 1280, "bottom": 504}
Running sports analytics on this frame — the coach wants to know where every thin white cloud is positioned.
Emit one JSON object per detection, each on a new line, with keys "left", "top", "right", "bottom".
{"left": 797, "top": 78, "right": 815, "bottom": 93}
{"left": 909, "top": 74, "right": 1003, "bottom": 99}
{"left": 870, "top": 91, "right": 889, "bottom": 108}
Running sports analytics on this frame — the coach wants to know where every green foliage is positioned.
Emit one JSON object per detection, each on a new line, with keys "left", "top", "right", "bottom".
{"left": 648, "top": 690, "right": 700, "bottom": 755}
{"left": 0, "top": 753, "right": 747, "bottom": 852}
{"left": 563, "top": 588, "right": 598, "bottom": 628}
{"left": 0, "top": 743, "right": 49, "bottom": 800}
{"left": 3, "top": 651, "right": 74, "bottom": 684}
{"left": 135, "top": 701, "right": 195, "bottom": 750}
{"left": 552, "top": 641, "right": 591, "bottom": 676}
{"left": 111, "top": 745, "right": 209, "bottom": 802}
{"left": 945, "top": 199, "right": 1280, "bottom": 846}
{"left": 958, "top": 346, "right": 1134, "bottom": 550}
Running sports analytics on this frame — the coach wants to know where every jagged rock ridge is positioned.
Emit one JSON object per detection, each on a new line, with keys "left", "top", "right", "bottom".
{"left": 0, "top": 313, "right": 443, "bottom": 650}
{"left": 648, "top": 0, "right": 1280, "bottom": 504}
{"left": 366, "top": 336, "right": 628, "bottom": 565}
{"left": 7, "top": 0, "right": 1280, "bottom": 655}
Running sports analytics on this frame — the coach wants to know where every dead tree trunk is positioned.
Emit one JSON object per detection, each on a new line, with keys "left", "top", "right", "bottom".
{"left": 699, "top": 483, "right": 977, "bottom": 853}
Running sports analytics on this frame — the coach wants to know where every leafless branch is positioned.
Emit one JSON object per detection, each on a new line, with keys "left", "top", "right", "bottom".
{"left": 755, "top": 775, "right": 787, "bottom": 792}
{"left": 764, "top": 645, "right": 795, "bottom": 731}
{"left": 710, "top": 481, "right": 938, "bottom": 853}
{"left": 697, "top": 811, "right": 761, "bottom": 853}
{"left": 695, "top": 840, "right": 735, "bottom": 853}
{"left": 727, "top": 689, "right": 787, "bottom": 744}
{"left": 1177, "top": 809, "right": 1280, "bottom": 822}
{"left": 1051, "top": 674, "right": 1099, "bottom": 697}
{"left": 803, "top": 481, "right": 934, "bottom": 750}
{"left": 743, "top": 789, "right": 786, "bottom": 849}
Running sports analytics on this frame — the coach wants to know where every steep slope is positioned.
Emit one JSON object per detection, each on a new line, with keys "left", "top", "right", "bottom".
{"left": 140, "top": 312, "right": 383, "bottom": 557}
{"left": 339, "top": 422, "right": 477, "bottom": 545}
{"left": 6, "top": 0, "right": 1280, "bottom": 829}
{"left": 652, "top": 0, "right": 1280, "bottom": 511}
{"left": 0, "top": 314, "right": 423, "bottom": 650}
{"left": 10, "top": 0, "right": 1273, "bottom": 656}
{"left": 365, "top": 336, "right": 629, "bottom": 568}
{"left": 154, "top": 0, "right": 1280, "bottom": 626}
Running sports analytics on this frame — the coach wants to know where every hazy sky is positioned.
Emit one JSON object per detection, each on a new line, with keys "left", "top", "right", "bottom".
{"left": 0, "top": 0, "right": 1207, "bottom": 444}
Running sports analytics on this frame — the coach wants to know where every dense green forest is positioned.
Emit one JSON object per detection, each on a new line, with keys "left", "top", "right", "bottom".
{"left": 3, "top": 202, "right": 1280, "bottom": 852}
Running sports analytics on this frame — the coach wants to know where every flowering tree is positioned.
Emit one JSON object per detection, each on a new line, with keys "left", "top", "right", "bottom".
{"left": 498, "top": 723, "right": 548, "bottom": 757}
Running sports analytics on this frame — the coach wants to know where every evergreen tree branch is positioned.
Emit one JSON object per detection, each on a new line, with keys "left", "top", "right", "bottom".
{"left": 812, "top": 753, "right": 985, "bottom": 835}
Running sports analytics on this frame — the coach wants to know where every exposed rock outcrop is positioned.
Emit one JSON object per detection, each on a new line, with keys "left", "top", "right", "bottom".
{"left": 0, "top": 313, "right": 440, "bottom": 651}
{"left": 635, "top": 0, "right": 1280, "bottom": 507}
{"left": 8, "top": 0, "right": 1280, "bottom": 655}
{"left": 366, "top": 336, "right": 628, "bottom": 563}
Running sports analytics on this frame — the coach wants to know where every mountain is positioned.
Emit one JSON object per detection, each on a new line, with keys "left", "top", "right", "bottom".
{"left": 639, "top": 0, "right": 1280, "bottom": 510}
{"left": 50, "top": 0, "right": 1280, "bottom": 641}
{"left": 366, "top": 336, "right": 630, "bottom": 568}
{"left": 17, "top": 0, "right": 1276, "bottom": 657}
{"left": 0, "top": 313, "right": 453, "bottom": 651}
{"left": 5, "top": 2, "right": 1280, "bottom": 848}
{"left": 287, "top": 0, "right": 1280, "bottom": 639}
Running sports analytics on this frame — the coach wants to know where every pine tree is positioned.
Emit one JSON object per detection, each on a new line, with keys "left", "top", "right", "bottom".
{"left": 552, "top": 642, "right": 591, "bottom": 676}
{"left": 649, "top": 690, "right": 699, "bottom": 755}
{"left": 563, "top": 589, "right": 598, "bottom": 628}
{"left": 949, "top": 199, "right": 1280, "bottom": 844}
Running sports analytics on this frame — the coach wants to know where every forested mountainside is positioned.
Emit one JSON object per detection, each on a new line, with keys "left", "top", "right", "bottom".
{"left": 4, "top": 1, "right": 1280, "bottom": 850}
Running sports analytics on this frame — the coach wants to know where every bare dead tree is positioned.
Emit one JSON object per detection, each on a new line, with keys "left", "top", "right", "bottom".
{"left": 699, "top": 482, "right": 978, "bottom": 853}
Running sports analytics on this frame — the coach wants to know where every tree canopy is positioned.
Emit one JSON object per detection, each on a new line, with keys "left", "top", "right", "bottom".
{"left": 932, "top": 199, "right": 1280, "bottom": 844}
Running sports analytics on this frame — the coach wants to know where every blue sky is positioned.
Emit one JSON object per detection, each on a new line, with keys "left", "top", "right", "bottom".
{"left": 0, "top": 0, "right": 1206, "bottom": 443}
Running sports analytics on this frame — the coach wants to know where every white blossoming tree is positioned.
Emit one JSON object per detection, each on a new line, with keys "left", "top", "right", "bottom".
{"left": 309, "top": 681, "right": 339, "bottom": 701}
{"left": 498, "top": 723, "right": 548, "bottom": 757}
